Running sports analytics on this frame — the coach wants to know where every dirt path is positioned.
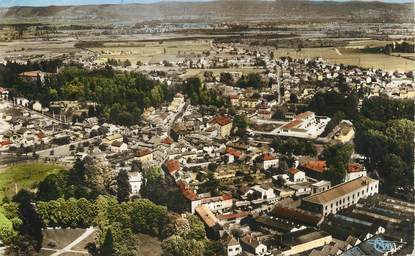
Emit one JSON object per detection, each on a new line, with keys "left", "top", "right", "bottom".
{"left": 43, "top": 227, "right": 94, "bottom": 256}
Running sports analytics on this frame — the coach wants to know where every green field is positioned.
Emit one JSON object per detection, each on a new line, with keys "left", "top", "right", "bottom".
{"left": 0, "top": 162, "right": 66, "bottom": 200}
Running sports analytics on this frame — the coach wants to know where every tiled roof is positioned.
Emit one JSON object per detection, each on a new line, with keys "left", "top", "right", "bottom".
{"left": 195, "top": 205, "right": 218, "bottom": 228}
{"left": 347, "top": 163, "right": 364, "bottom": 173}
{"left": 166, "top": 160, "right": 180, "bottom": 174}
{"left": 301, "top": 160, "right": 327, "bottom": 173}
{"left": 226, "top": 147, "right": 242, "bottom": 158}
{"left": 212, "top": 116, "right": 232, "bottom": 126}
{"left": 137, "top": 148, "right": 151, "bottom": 157}
{"left": 287, "top": 167, "right": 300, "bottom": 175}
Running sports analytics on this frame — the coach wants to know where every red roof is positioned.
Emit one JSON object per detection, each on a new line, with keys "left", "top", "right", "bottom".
{"left": 36, "top": 132, "right": 46, "bottom": 139}
{"left": 161, "top": 137, "right": 173, "bottom": 145}
{"left": 287, "top": 167, "right": 300, "bottom": 175}
{"left": 222, "top": 194, "right": 233, "bottom": 200}
{"left": 217, "top": 211, "right": 249, "bottom": 220}
{"left": 166, "top": 160, "right": 180, "bottom": 174}
{"left": 302, "top": 160, "right": 327, "bottom": 173}
{"left": 0, "top": 140, "right": 12, "bottom": 146}
{"left": 347, "top": 163, "right": 364, "bottom": 173}
{"left": 262, "top": 153, "right": 275, "bottom": 161}
{"left": 177, "top": 180, "right": 197, "bottom": 201}
{"left": 137, "top": 148, "right": 151, "bottom": 157}
{"left": 226, "top": 147, "right": 242, "bottom": 158}
{"left": 212, "top": 116, "right": 232, "bottom": 126}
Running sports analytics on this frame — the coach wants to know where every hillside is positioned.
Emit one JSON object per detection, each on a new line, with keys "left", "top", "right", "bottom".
{"left": 0, "top": 0, "right": 412, "bottom": 24}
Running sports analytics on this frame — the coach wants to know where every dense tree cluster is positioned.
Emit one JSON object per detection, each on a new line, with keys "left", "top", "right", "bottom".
{"left": 271, "top": 137, "right": 317, "bottom": 157}
{"left": 355, "top": 96, "right": 414, "bottom": 193}
{"left": 309, "top": 91, "right": 358, "bottom": 119}
{"left": 0, "top": 64, "right": 172, "bottom": 126}
{"left": 321, "top": 144, "right": 354, "bottom": 185}
{"left": 182, "top": 77, "right": 225, "bottom": 107}
{"left": 235, "top": 73, "right": 263, "bottom": 88}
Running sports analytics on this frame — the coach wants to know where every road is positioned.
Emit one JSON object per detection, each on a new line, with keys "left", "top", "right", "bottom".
{"left": 36, "top": 136, "right": 102, "bottom": 158}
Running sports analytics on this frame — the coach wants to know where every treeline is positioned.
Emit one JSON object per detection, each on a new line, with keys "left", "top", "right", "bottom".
{"left": 0, "top": 64, "right": 173, "bottom": 126}
{"left": 355, "top": 96, "right": 414, "bottom": 194}
{"left": 363, "top": 41, "right": 415, "bottom": 54}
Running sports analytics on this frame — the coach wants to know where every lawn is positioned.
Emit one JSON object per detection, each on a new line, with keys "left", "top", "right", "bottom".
{"left": 0, "top": 162, "right": 66, "bottom": 200}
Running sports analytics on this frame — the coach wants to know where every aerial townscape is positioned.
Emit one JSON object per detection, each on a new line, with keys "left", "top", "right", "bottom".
{"left": 0, "top": 0, "right": 413, "bottom": 255}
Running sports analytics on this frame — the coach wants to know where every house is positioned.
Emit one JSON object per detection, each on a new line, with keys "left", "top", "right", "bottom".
{"left": 165, "top": 159, "right": 181, "bottom": 177}
{"left": 129, "top": 171, "right": 142, "bottom": 196}
{"left": 168, "top": 93, "right": 185, "bottom": 112}
{"left": 299, "top": 160, "right": 327, "bottom": 180}
{"left": 302, "top": 176, "right": 379, "bottom": 216}
{"left": 229, "top": 95, "right": 240, "bottom": 107}
{"left": 32, "top": 101, "right": 42, "bottom": 112}
{"left": 110, "top": 141, "right": 128, "bottom": 152}
{"left": 222, "top": 233, "right": 242, "bottom": 256}
{"left": 245, "top": 185, "right": 276, "bottom": 200}
{"left": 287, "top": 167, "right": 306, "bottom": 183}
{"left": 210, "top": 116, "right": 233, "bottom": 138}
{"left": 256, "top": 153, "right": 279, "bottom": 170}
{"left": 333, "top": 121, "right": 355, "bottom": 144}
{"left": 191, "top": 194, "right": 233, "bottom": 214}
{"left": 240, "top": 234, "right": 267, "bottom": 255}
{"left": 18, "top": 70, "right": 50, "bottom": 83}
{"left": 136, "top": 148, "right": 153, "bottom": 165}
{"left": 102, "top": 133, "right": 123, "bottom": 146}
{"left": 344, "top": 163, "right": 366, "bottom": 182}
{"left": 310, "top": 180, "right": 331, "bottom": 194}
{"left": 240, "top": 98, "right": 258, "bottom": 109}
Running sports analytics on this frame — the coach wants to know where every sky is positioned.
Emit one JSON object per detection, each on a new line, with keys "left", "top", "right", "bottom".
{"left": 0, "top": 0, "right": 410, "bottom": 7}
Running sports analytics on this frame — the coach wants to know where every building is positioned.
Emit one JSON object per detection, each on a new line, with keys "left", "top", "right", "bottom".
{"left": 257, "top": 153, "right": 279, "bottom": 170}
{"left": 276, "top": 111, "right": 330, "bottom": 139}
{"left": 191, "top": 194, "right": 233, "bottom": 214}
{"left": 310, "top": 180, "right": 331, "bottom": 194}
{"left": 102, "top": 133, "right": 123, "bottom": 146}
{"left": 168, "top": 93, "right": 185, "bottom": 112}
{"left": 333, "top": 121, "right": 355, "bottom": 144}
{"left": 136, "top": 148, "right": 153, "bottom": 165}
{"left": 279, "top": 229, "right": 332, "bottom": 256}
{"left": 222, "top": 233, "right": 242, "bottom": 256}
{"left": 240, "top": 234, "right": 267, "bottom": 255}
{"left": 344, "top": 163, "right": 366, "bottom": 182}
{"left": 210, "top": 116, "right": 233, "bottom": 138}
{"left": 300, "top": 160, "right": 327, "bottom": 180}
{"left": 32, "top": 101, "right": 42, "bottom": 112}
{"left": 287, "top": 168, "right": 306, "bottom": 183}
{"left": 110, "top": 140, "right": 128, "bottom": 152}
{"left": 129, "top": 171, "right": 142, "bottom": 196}
{"left": 302, "top": 176, "right": 379, "bottom": 216}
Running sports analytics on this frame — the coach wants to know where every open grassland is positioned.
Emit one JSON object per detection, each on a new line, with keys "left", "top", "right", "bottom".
{"left": 0, "top": 162, "right": 66, "bottom": 200}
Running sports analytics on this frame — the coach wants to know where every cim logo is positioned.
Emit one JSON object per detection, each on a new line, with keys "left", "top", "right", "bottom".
{"left": 367, "top": 237, "right": 397, "bottom": 253}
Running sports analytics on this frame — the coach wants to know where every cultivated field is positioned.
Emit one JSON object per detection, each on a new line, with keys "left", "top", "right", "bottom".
{"left": 88, "top": 40, "right": 211, "bottom": 64}
{"left": 272, "top": 47, "right": 415, "bottom": 72}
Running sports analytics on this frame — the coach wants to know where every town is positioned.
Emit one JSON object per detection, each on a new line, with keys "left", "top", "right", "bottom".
{"left": 0, "top": 1, "right": 414, "bottom": 256}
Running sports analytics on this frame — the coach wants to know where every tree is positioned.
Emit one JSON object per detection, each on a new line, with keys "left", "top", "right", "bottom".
{"left": 101, "top": 228, "right": 115, "bottom": 256}
{"left": 322, "top": 144, "right": 353, "bottom": 185}
{"left": 162, "top": 236, "right": 205, "bottom": 256}
{"left": 219, "top": 72, "right": 234, "bottom": 86}
{"left": 13, "top": 190, "right": 43, "bottom": 253}
{"left": 289, "top": 93, "right": 298, "bottom": 103}
{"left": 37, "top": 173, "right": 65, "bottom": 201}
{"left": 117, "top": 170, "right": 131, "bottom": 203}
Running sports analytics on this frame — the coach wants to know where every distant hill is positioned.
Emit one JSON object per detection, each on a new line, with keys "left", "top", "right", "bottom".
{"left": 0, "top": 0, "right": 412, "bottom": 24}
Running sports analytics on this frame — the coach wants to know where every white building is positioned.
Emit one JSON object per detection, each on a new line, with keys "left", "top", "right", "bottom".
{"left": 129, "top": 171, "right": 142, "bottom": 196}
{"left": 302, "top": 176, "right": 379, "bottom": 216}
{"left": 344, "top": 163, "right": 367, "bottom": 182}
{"left": 276, "top": 111, "right": 330, "bottom": 139}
